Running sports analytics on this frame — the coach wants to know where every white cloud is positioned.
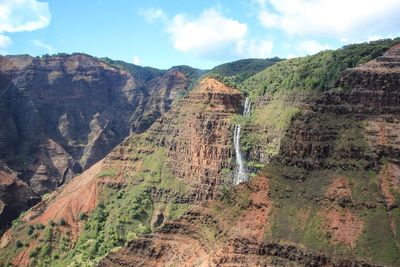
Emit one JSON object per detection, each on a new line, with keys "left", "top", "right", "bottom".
{"left": 132, "top": 55, "right": 141, "bottom": 65}
{"left": 142, "top": 7, "right": 273, "bottom": 59}
{"left": 167, "top": 8, "right": 247, "bottom": 56}
{"left": 0, "top": 0, "right": 51, "bottom": 33}
{"left": 0, "top": 0, "right": 51, "bottom": 49}
{"left": 0, "top": 34, "right": 11, "bottom": 48}
{"left": 236, "top": 39, "right": 273, "bottom": 58}
{"left": 256, "top": 0, "right": 400, "bottom": 40}
{"left": 298, "top": 40, "right": 331, "bottom": 55}
{"left": 31, "top": 39, "right": 54, "bottom": 53}
{"left": 139, "top": 8, "right": 167, "bottom": 23}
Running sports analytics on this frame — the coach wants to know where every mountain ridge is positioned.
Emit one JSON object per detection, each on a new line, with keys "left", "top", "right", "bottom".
{"left": 1, "top": 38, "right": 400, "bottom": 266}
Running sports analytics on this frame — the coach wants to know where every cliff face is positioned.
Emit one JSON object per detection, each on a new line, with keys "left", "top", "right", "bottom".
{"left": 0, "top": 166, "right": 39, "bottom": 231}
{"left": 0, "top": 54, "right": 199, "bottom": 230}
{"left": 249, "top": 43, "right": 400, "bottom": 266}
{"left": 99, "top": 44, "right": 400, "bottom": 266}
{"left": 280, "top": 43, "right": 400, "bottom": 170}
{"left": 1, "top": 42, "right": 400, "bottom": 267}
{"left": 150, "top": 78, "right": 242, "bottom": 199}
{"left": 99, "top": 177, "right": 377, "bottom": 267}
{"left": 0, "top": 77, "right": 246, "bottom": 266}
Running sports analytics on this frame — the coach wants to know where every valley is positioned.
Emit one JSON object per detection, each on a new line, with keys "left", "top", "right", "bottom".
{"left": 0, "top": 39, "right": 400, "bottom": 267}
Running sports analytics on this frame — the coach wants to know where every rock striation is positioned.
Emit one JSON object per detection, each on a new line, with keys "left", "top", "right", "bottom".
{"left": 150, "top": 77, "right": 242, "bottom": 200}
{"left": 0, "top": 54, "right": 200, "bottom": 230}
{"left": 280, "top": 43, "right": 400, "bottom": 170}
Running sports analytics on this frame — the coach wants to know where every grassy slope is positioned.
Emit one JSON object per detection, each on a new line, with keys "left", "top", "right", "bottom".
{"left": 2, "top": 39, "right": 400, "bottom": 266}
{"left": 242, "top": 38, "right": 400, "bottom": 98}
{"left": 222, "top": 38, "right": 400, "bottom": 265}
{"left": 207, "top": 57, "right": 282, "bottom": 89}
{"left": 0, "top": 134, "right": 192, "bottom": 267}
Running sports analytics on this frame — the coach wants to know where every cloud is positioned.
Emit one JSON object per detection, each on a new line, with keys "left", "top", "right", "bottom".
{"left": 0, "top": 0, "right": 51, "bottom": 33}
{"left": 132, "top": 55, "right": 141, "bottom": 65}
{"left": 236, "top": 39, "right": 273, "bottom": 58}
{"left": 0, "top": 34, "right": 11, "bottom": 48}
{"left": 139, "top": 8, "right": 167, "bottom": 23}
{"left": 298, "top": 40, "right": 331, "bottom": 55}
{"left": 256, "top": 0, "right": 400, "bottom": 41}
{"left": 0, "top": 0, "right": 51, "bottom": 50}
{"left": 31, "top": 40, "right": 54, "bottom": 53}
{"left": 142, "top": 7, "right": 273, "bottom": 59}
{"left": 167, "top": 8, "right": 247, "bottom": 56}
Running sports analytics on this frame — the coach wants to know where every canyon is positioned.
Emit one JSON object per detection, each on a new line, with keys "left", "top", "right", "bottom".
{"left": 0, "top": 53, "right": 202, "bottom": 231}
{"left": 0, "top": 39, "right": 399, "bottom": 267}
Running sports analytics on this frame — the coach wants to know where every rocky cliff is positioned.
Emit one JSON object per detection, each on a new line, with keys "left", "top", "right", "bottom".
{"left": 1, "top": 40, "right": 400, "bottom": 267}
{"left": 150, "top": 78, "right": 242, "bottom": 200}
{"left": 0, "top": 54, "right": 201, "bottom": 231}
{"left": 97, "top": 42, "right": 400, "bottom": 266}
{"left": 0, "top": 77, "right": 246, "bottom": 266}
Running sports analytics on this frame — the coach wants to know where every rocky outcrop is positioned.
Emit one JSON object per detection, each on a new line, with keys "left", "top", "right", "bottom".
{"left": 99, "top": 176, "right": 377, "bottom": 267}
{"left": 0, "top": 165, "right": 39, "bottom": 231}
{"left": 150, "top": 78, "right": 242, "bottom": 200}
{"left": 0, "top": 54, "right": 200, "bottom": 231}
{"left": 279, "top": 44, "right": 400, "bottom": 170}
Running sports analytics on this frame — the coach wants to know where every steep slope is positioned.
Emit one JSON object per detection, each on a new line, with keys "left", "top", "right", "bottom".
{"left": 0, "top": 78, "right": 243, "bottom": 266}
{"left": 1, "top": 40, "right": 400, "bottom": 267}
{"left": 0, "top": 165, "right": 39, "bottom": 231}
{"left": 207, "top": 57, "right": 282, "bottom": 88}
{"left": 0, "top": 54, "right": 200, "bottom": 231}
{"left": 102, "top": 41, "right": 400, "bottom": 266}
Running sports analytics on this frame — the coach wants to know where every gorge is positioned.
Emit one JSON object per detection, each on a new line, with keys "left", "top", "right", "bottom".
{"left": 0, "top": 38, "right": 400, "bottom": 267}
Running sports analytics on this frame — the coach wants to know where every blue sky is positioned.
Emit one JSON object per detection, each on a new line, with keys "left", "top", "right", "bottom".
{"left": 0, "top": 0, "right": 399, "bottom": 69}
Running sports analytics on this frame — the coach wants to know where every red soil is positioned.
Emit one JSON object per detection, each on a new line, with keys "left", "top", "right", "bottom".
{"left": 325, "top": 176, "right": 352, "bottom": 201}
{"left": 232, "top": 176, "right": 272, "bottom": 240}
{"left": 324, "top": 209, "right": 364, "bottom": 248}
{"left": 12, "top": 160, "right": 105, "bottom": 266}
{"left": 379, "top": 163, "right": 400, "bottom": 209}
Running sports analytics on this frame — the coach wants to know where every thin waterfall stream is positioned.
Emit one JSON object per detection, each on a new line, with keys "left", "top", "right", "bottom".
{"left": 233, "top": 98, "right": 251, "bottom": 185}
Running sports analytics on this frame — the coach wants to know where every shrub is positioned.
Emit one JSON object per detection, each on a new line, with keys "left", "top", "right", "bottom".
{"left": 40, "top": 243, "right": 51, "bottom": 257}
{"left": 27, "top": 225, "right": 35, "bottom": 235}
{"left": 44, "top": 227, "right": 52, "bottom": 242}
{"left": 96, "top": 168, "right": 117, "bottom": 178}
{"left": 29, "top": 247, "right": 40, "bottom": 258}
{"left": 78, "top": 212, "right": 87, "bottom": 221}
{"left": 15, "top": 240, "right": 23, "bottom": 248}
{"left": 35, "top": 223, "right": 45, "bottom": 230}
{"left": 48, "top": 220, "right": 56, "bottom": 227}
{"left": 59, "top": 218, "right": 67, "bottom": 226}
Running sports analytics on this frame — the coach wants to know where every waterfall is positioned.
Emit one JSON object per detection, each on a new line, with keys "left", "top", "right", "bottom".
{"left": 233, "top": 98, "right": 251, "bottom": 185}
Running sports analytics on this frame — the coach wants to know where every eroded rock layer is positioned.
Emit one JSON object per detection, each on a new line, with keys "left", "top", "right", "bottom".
{"left": 0, "top": 54, "right": 200, "bottom": 230}
{"left": 150, "top": 78, "right": 242, "bottom": 199}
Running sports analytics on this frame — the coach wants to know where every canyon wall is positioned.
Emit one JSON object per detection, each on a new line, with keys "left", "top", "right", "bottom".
{"left": 0, "top": 54, "right": 200, "bottom": 230}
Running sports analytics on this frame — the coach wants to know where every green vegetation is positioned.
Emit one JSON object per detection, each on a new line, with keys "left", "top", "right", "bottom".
{"left": 100, "top": 57, "right": 163, "bottom": 81}
{"left": 3, "top": 38, "right": 400, "bottom": 267}
{"left": 15, "top": 240, "right": 23, "bottom": 248}
{"left": 100, "top": 58, "right": 204, "bottom": 93}
{"left": 234, "top": 95, "right": 302, "bottom": 161}
{"left": 207, "top": 57, "right": 282, "bottom": 88}
{"left": 355, "top": 206, "right": 400, "bottom": 266}
{"left": 7, "top": 137, "right": 191, "bottom": 267}
{"left": 61, "top": 145, "right": 190, "bottom": 266}
{"left": 79, "top": 212, "right": 87, "bottom": 221}
{"left": 58, "top": 218, "right": 66, "bottom": 226}
{"left": 96, "top": 168, "right": 117, "bottom": 178}
{"left": 242, "top": 38, "right": 400, "bottom": 98}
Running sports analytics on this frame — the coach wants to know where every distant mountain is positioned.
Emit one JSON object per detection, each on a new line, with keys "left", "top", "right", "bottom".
{"left": 207, "top": 57, "right": 282, "bottom": 88}
{"left": 0, "top": 53, "right": 202, "bottom": 231}
{"left": 1, "top": 38, "right": 400, "bottom": 267}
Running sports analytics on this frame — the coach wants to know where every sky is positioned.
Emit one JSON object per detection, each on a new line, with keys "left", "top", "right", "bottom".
{"left": 0, "top": 0, "right": 400, "bottom": 69}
